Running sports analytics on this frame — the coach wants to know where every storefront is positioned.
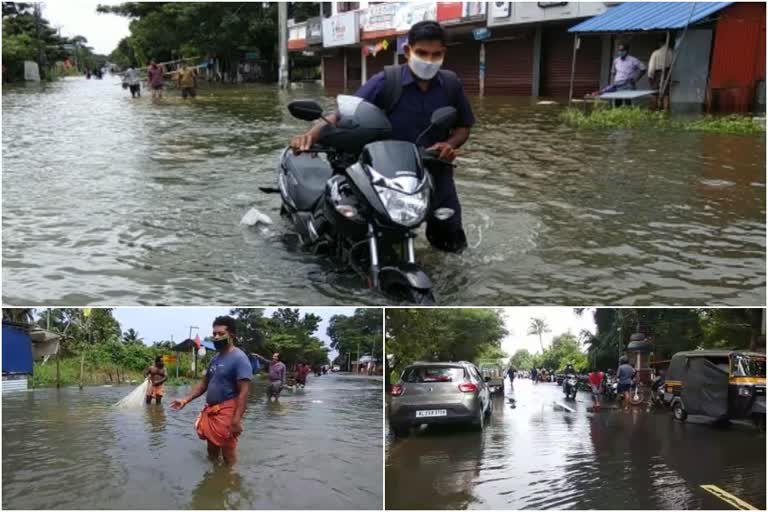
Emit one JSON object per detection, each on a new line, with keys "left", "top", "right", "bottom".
{"left": 484, "top": 28, "right": 535, "bottom": 96}
{"left": 321, "top": 10, "right": 360, "bottom": 90}
{"left": 541, "top": 24, "right": 602, "bottom": 98}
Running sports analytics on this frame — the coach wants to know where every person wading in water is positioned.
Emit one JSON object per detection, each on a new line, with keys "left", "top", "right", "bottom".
{"left": 170, "top": 316, "right": 252, "bottom": 466}
{"left": 253, "top": 352, "right": 287, "bottom": 401}
{"left": 145, "top": 356, "right": 167, "bottom": 404}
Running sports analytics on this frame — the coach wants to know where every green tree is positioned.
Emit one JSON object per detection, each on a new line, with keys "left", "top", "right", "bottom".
{"left": 328, "top": 308, "right": 382, "bottom": 370}
{"left": 509, "top": 348, "right": 534, "bottom": 370}
{"left": 527, "top": 318, "right": 551, "bottom": 352}
{"left": 122, "top": 328, "right": 143, "bottom": 345}
{"left": 386, "top": 308, "right": 507, "bottom": 375}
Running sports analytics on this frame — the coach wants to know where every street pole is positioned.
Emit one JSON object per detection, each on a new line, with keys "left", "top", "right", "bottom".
{"left": 278, "top": 2, "right": 289, "bottom": 89}
{"left": 357, "top": 342, "right": 360, "bottom": 374}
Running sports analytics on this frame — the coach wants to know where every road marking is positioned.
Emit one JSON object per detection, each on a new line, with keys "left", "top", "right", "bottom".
{"left": 700, "top": 485, "right": 758, "bottom": 510}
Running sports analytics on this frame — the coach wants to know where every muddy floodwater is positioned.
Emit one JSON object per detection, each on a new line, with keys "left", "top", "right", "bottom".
{"left": 2, "top": 374, "right": 382, "bottom": 510}
{"left": 3, "top": 77, "right": 765, "bottom": 305}
{"left": 386, "top": 379, "right": 766, "bottom": 510}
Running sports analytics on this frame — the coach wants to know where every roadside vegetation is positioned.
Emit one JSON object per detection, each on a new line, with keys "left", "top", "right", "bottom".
{"left": 4, "top": 307, "right": 380, "bottom": 388}
{"left": 2, "top": 2, "right": 107, "bottom": 82}
{"left": 509, "top": 308, "right": 764, "bottom": 374}
{"left": 560, "top": 106, "right": 765, "bottom": 135}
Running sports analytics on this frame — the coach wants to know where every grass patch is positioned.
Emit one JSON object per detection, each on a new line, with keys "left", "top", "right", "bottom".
{"left": 560, "top": 106, "right": 765, "bottom": 135}
{"left": 31, "top": 358, "right": 144, "bottom": 388}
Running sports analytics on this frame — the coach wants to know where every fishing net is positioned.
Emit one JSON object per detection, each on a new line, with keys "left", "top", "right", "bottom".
{"left": 114, "top": 379, "right": 149, "bottom": 408}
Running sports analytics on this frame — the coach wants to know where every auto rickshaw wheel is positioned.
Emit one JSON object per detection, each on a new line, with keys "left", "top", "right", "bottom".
{"left": 673, "top": 401, "right": 687, "bottom": 422}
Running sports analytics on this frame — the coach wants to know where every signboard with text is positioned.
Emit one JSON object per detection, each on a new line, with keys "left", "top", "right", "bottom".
{"left": 488, "top": 1, "right": 607, "bottom": 26}
{"left": 306, "top": 17, "right": 323, "bottom": 45}
{"left": 322, "top": 10, "right": 360, "bottom": 47}
{"left": 360, "top": 2, "right": 437, "bottom": 35}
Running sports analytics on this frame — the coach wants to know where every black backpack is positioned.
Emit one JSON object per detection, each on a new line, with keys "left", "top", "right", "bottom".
{"left": 375, "top": 64, "right": 462, "bottom": 114}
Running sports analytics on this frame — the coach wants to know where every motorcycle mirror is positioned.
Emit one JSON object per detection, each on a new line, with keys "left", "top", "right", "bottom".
{"left": 288, "top": 100, "right": 324, "bottom": 122}
{"left": 430, "top": 106, "right": 458, "bottom": 130}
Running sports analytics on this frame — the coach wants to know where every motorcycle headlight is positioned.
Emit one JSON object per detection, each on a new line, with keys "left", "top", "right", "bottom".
{"left": 375, "top": 185, "right": 429, "bottom": 227}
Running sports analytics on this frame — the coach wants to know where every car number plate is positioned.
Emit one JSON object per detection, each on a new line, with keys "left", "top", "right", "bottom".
{"left": 416, "top": 409, "right": 447, "bottom": 418}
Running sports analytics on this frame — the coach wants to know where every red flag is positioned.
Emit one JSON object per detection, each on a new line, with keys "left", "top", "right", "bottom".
{"left": 194, "top": 334, "right": 201, "bottom": 348}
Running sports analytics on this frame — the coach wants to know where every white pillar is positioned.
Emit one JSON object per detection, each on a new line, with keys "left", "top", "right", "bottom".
{"left": 361, "top": 51, "right": 367, "bottom": 84}
{"left": 331, "top": 2, "right": 339, "bottom": 16}
{"left": 278, "top": 2, "right": 289, "bottom": 89}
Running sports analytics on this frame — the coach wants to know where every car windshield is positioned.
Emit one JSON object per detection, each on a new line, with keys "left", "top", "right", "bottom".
{"left": 732, "top": 355, "right": 766, "bottom": 377}
{"left": 402, "top": 366, "right": 465, "bottom": 383}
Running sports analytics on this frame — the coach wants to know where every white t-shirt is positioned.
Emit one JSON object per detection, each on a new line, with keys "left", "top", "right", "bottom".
{"left": 124, "top": 68, "right": 140, "bottom": 86}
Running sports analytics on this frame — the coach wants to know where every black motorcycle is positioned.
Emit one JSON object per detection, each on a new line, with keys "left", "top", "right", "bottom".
{"left": 273, "top": 95, "right": 457, "bottom": 304}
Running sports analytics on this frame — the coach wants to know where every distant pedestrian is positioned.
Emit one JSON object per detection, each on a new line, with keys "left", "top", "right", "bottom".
{"left": 617, "top": 356, "right": 636, "bottom": 410}
{"left": 588, "top": 368, "right": 604, "bottom": 410}
{"left": 531, "top": 367, "right": 538, "bottom": 384}
{"left": 177, "top": 63, "right": 198, "bottom": 99}
{"left": 147, "top": 60, "right": 165, "bottom": 99}
{"left": 145, "top": 356, "right": 167, "bottom": 404}
{"left": 254, "top": 352, "right": 286, "bottom": 401}
{"left": 648, "top": 38, "right": 673, "bottom": 112}
{"left": 124, "top": 65, "right": 141, "bottom": 98}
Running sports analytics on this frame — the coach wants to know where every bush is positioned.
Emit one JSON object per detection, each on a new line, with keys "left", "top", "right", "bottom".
{"left": 560, "top": 106, "right": 764, "bottom": 135}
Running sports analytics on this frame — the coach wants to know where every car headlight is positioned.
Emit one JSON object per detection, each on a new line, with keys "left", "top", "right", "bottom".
{"left": 375, "top": 186, "right": 428, "bottom": 227}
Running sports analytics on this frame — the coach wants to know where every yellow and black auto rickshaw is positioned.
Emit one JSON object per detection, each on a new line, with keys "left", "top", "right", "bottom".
{"left": 664, "top": 350, "right": 765, "bottom": 430}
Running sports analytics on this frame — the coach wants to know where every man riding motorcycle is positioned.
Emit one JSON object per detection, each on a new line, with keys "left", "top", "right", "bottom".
{"left": 290, "top": 20, "right": 475, "bottom": 253}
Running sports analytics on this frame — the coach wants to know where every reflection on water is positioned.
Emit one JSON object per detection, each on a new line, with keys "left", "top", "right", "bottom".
{"left": 2, "top": 78, "right": 765, "bottom": 305}
{"left": 386, "top": 380, "right": 766, "bottom": 510}
{"left": 3, "top": 375, "right": 382, "bottom": 510}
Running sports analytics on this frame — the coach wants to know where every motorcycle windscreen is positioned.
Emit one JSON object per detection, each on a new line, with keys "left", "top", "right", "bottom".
{"left": 359, "top": 140, "right": 425, "bottom": 181}
{"left": 681, "top": 357, "right": 729, "bottom": 418}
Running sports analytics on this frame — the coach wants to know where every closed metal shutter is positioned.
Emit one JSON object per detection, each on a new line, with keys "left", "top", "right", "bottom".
{"left": 367, "top": 47, "right": 394, "bottom": 80}
{"left": 541, "top": 26, "right": 602, "bottom": 98}
{"left": 323, "top": 55, "right": 345, "bottom": 90}
{"left": 444, "top": 41, "right": 480, "bottom": 95}
{"left": 485, "top": 32, "right": 534, "bottom": 96}
{"left": 346, "top": 47, "right": 362, "bottom": 91}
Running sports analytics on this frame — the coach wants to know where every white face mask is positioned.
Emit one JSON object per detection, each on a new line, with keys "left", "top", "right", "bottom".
{"left": 408, "top": 53, "right": 443, "bottom": 81}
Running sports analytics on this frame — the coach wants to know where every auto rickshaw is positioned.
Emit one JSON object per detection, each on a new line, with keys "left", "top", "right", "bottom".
{"left": 664, "top": 350, "right": 765, "bottom": 430}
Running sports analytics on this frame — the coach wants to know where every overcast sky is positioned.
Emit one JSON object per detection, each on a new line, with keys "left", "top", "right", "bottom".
{"left": 111, "top": 307, "right": 364, "bottom": 360}
{"left": 500, "top": 307, "right": 597, "bottom": 357}
{"left": 43, "top": 0, "right": 131, "bottom": 55}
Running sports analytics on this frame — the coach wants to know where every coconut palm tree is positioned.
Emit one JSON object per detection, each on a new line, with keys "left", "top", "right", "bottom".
{"left": 527, "top": 318, "right": 551, "bottom": 353}
{"left": 122, "top": 328, "right": 144, "bottom": 345}
{"left": 2, "top": 308, "right": 35, "bottom": 325}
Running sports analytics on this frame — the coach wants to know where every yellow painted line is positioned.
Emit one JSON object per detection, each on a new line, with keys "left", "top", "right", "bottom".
{"left": 700, "top": 485, "right": 758, "bottom": 510}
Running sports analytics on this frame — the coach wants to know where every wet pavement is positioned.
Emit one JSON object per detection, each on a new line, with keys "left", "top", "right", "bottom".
{"left": 385, "top": 379, "right": 766, "bottom": 510}
{"left": 2, "top": 373, "right": 382, "bottom": 510}
{"left": 3, "top": 77, "right": 765, "bottom": 305}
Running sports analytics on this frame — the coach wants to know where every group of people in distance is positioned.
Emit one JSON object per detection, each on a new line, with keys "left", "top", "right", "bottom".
{"left": 121, "top": 60, "right": 198, "bottom": 100}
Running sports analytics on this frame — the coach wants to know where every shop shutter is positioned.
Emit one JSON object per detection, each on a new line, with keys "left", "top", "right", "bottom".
{"left": 346, "top": 47, "right": 362, "bottom": 91}
{"left": 367, "top": 47, "right": 394, "bottom": 79}
{"left": 485, "top": 32, "right": 534, "bottom": 96}
{"left": 444, "top": 41, "right": 480, "bottom": 95}
{"left": 541, "top": 26, "right": 602, "bottom": 98}
{"left": 323, "top": 55, "right": 345, "bottom": 90}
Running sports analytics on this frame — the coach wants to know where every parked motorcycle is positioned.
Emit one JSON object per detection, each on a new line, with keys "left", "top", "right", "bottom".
{"left": 272, "top": 96, "right": 458, "bottom": 304}
{"left": 563, "top": 374, "right": 578, "bottom": 400}
{"left": 603, "top": 376, "right": 618, "bottom": 401}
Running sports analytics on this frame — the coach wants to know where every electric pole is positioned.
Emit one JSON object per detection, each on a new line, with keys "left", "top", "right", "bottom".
{"left": 278, "top": 1, "right": 289, "bottom": 89}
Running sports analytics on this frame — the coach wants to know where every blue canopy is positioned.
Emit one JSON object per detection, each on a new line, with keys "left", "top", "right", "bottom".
{"left": 569, "top": 2, "right": 732, "bottom": 33}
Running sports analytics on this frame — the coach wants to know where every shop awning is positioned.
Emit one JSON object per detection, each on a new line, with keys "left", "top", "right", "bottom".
{"left": 569, "top": 2, "right": 732, "bottom": 33}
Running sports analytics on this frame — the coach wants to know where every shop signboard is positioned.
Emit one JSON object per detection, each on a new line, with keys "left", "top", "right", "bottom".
{"left": 395, "top": 2, "right": 437, "bottom": 31}
{"left": 437, "top": 2, "right": 464, "bottom": 22}
{"left": 306, "top": 17, "right": 323, "bottom": 45}
{"left": 488, "top": 1, "right": 607, "bottom": 26}
{"left": 491, "top": 2, "right": 510, "bottom": 18}
{"left": 463, "top": 2, "right": 487, "bottom": 19}
{"left": 360, "top": 2, "right": 399, "bottom": 33}
{"left": 473, "top": 27, "right": 491, "bottom": 41}
{"left": 361, "top": 2, "right": 436, "bottom": 35}
{"left": 322, "top": 10, "right": 360, "bottom": 47}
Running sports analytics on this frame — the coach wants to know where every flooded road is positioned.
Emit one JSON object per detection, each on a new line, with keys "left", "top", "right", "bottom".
{"left": 2, "top": 373, "right": 382, "bottom": 510}
{"left": 386, "top": 379, "right": 766, "bottom": 510}
{"left": 3, "top": 77, "right": 765, "bottom": 305}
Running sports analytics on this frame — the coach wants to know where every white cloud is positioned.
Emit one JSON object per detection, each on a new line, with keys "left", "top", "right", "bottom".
{"left": 501, "top": 307, "right": 596, "bottom": 357}
{"left": 43, "top": 0, "right": 131, "bottom": 55}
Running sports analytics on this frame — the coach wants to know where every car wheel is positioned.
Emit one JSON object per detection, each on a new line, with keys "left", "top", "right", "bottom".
{"left": 673, "top": 401, "right": 687, "bottom": 422}
{"left": 472, "top": 408, "right": 485, "bottom": 432}
{"left": 392, "top": 425, "right": 410, "bottom": 437}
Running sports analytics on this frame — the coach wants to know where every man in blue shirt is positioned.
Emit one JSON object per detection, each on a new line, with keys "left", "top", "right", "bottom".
{"left": 291, "top": 21, "right": 475, "bottom": 253}
{"left": 171, "top": 316, "right": 252, "bottom": 466}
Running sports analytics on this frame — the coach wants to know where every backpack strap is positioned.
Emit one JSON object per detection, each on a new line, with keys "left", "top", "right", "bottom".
{"left": 377, "top": 64, "right": 403, "bottom": 114}
{"left": 438, "top": 69, "right": 461, "bottom": 110}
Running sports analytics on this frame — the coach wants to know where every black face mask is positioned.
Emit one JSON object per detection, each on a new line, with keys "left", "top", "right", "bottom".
{"left": 213, "top": 335, "right": 230, "bottom": 351}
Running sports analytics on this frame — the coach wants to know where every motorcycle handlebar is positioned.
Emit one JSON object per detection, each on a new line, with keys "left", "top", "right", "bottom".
{"left": 419, "top": 147, "right": 455, "bottom": 168}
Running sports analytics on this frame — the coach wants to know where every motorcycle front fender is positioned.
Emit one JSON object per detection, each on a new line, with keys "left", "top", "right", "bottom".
{"left": 379, "top": 263, "right": 432, "bottom": 292}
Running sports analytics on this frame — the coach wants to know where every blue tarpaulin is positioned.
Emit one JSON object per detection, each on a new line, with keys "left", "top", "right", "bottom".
{"left": 2, "top": 324, "right": 33, "bottom": 375}
{"left": 569, "top": 2, "right": 732, "bottom": 33}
